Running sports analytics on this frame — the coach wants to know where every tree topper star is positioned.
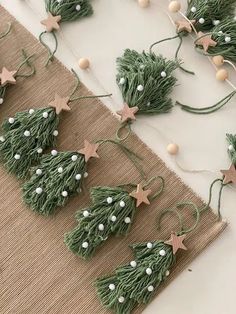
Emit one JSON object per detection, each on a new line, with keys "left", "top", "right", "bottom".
{"left": 0, "top": 67, "right": 17, "bottom": 86}
{"left": 221, "top": 163, "right": 236, "bottom": 184}
{"left": 129, "top": 183, "right": 151, "bottom": 207}
{"left": 116, "top": 103, "right": 139, "bottom": 123}
{"left": 41, "top": 12, "right": 61, "bottom": 32}
{"left": 196, "top": 32, "right": 217, "bottom": 52}
{"left": 175, "top": 19, "right": 196, "bottom": 33}
{"left": 48, "top": 94, "right": 70, "bottom": 115}
{"left": 165, "top": 233, "right": 187, "bottom": 255}
{"left": 78, "top": 140, "right": 100, "bottom": 162}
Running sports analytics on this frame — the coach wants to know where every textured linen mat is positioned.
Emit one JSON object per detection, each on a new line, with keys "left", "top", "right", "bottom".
{"left": 0, "top": 6, "right": 227, "bottom": 314}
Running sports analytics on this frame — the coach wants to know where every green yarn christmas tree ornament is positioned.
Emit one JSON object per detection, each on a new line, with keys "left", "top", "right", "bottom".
{"left": 116, "top": 49, "right": 178, "bottom": 115}
{"left": 226, "top": 133, "right": 236, "bottom": 165}
{"left": 64, "top": 177, "right": 164, "bottom": 259}
{"left": 186, "top": 0, "right": 236, "bottom": 33}
{"left": 0, "top": 70, "right": 111, "bottom": 179}
{"left": 40, "top": 0, "right": 93, "bottom": 65}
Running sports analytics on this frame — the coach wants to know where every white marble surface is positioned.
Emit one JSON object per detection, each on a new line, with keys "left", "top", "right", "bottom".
{"left": 1, "top": 0, "right": 236, "bottom": 313}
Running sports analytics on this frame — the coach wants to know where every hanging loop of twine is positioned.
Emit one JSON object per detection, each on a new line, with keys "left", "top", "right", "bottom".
{"left": 0, "top": 22, "right": 11, "bottom": 39}
{"left": 143, "top": 176, "right": 165, "bottom": 201}
{"left": 39, "top": 31, "right": 58, "bottom": 66}
{"left": 15, "top": 49, "right": 35, "bottom": 79}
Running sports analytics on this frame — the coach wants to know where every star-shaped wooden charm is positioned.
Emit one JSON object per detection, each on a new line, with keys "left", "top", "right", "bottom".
{"left": 40, "top": 12, "right": 61, "bottom": 32}
{"left": 0, "top": 67, "right": 17, "bottom": 86}
{"left": 196, "top": 32, "right": 217, "bottom": 52}
{"left": 175, "top": 19, "right": 196, "bottom": 33}
{"left": 165, "top": 233, "right": 187, "bottom": 255}
{"left": 116, "top": 103, "right": 139, "bottom": 123}
{"left": 49, "top": 94, "right": 70, "bottom": 115}
{"left": 221, "top": 163, "right": 236, "bottom": 184}
{"left": 129, "top": 183, "right": 151, "bottom": 207}
{"left": 78, "top": 140, "right": 100, "bottom": 162}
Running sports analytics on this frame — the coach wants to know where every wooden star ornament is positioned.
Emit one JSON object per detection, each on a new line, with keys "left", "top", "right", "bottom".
{"left": 116, "top": 103, "right": 139, "bottom": 123}
{"left": 196, "top": 32, "right": 217, "bottom": 52}
{"left": 129, "top": 183, "right": 151, "bottom": 207}
{"left": 165, "top": 233, "right": 187, "bottom": 255}
{"left": 0, "top": 67, "right": 17, "bottom": 86}
{"left": 175, "top": 19, "right": 196, "bottom": 33}
{"left": 221, "top": 163, "right": 236, "bottom": 184}
{"left": 41, "top": 12, "right": 61, "bottom": 32}
{"left": 49, "top": 94, "right": 70, "bottom": 115}
{"left": 78, "top": 140, "right": 100, "bottom": 162}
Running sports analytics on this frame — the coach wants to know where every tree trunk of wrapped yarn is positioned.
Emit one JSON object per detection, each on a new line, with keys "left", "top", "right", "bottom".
{"left": 23, "top": 151, "right": 87, "bottom": 215}
{"left": 186, "top": 0, "right": 236, "bottom": 32}
{"left": 116, "top": 49, "right": 178, "bottom": 115}
{"left": 64, "top": 186, "right": 137, "bottom": 259}
{"left": 96, "top": 241, "right": 175, "bottom": 314}
{"left": 0, "top": 107, "right": 59, "bottom": 179}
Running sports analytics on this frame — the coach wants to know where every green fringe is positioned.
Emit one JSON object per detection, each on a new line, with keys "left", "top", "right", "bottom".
{"left": 64, "top": 186, "right": 136, "bottom": 259}
{"left": 45, "top": 0, "right": 93, "bottom": 22}
{"left": 226, "top": 133, "right": 236, "bottom": 165}
{"left": 0, "top": 107, "right": 59, "bottom": 179}
{"left": 96, "top": 241, "right": 175, "bottom": 313}
{"left": 116, "top": 49, "right": 178, "bottom": 114}
{"left": 196, "top": 18, "right": 236, "bottom": 63}
{"left": 186, "top": 0, "right": 236, "bottom": 32}
{"left": 23, "top": 151, "right": 87, "bottom": 215}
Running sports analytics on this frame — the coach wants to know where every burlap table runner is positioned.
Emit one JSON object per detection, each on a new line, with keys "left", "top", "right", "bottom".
{"left": 0, "top": 6, "right": 227, "bottom": 314}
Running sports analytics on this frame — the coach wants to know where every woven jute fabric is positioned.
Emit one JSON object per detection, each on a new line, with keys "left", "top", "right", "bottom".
{"left": 0, "top": 6, "right": 227, "bottom": 314}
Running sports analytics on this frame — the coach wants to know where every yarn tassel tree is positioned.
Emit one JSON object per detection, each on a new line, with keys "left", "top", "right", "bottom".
{"left": 64, "top": 177, "right": 164, "bottom": 259}
{"left": 40, "top": 0, "right": 93, "bottom": 65}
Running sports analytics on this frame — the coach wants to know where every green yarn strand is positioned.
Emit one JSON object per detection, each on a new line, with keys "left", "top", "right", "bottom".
{"left": 0, "top": 22, "right": 11, "bottom": 39}
{"left": 39, "top": 31, "right": 58, "bottom": 66}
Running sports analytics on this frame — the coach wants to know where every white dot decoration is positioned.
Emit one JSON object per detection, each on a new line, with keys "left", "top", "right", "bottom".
{"left": 84, "top": 172, "right": 88, "bottom": 178}
{"left": 43, "top": 112, "right": 48, "bottom": 118}
{"left": 109, "top": 283, "right": 115, "bottom": 291}
{"left": 62, "top": 191, "right": 68, "bottom": 197}
{"left": 82, "top": 241, "right": 89, "bottom": 249}
{"left": 213, "top": 20, "right": 220, "bottom": 26}
{"left": 98, "top": 224, "right": 104, "bottom": 231}
{"left": 159, "top": 249, "right": 166, "bottom": 256}
{"left": 147, "top": 285, "right": 154, "bottom": 292}
{"left": 146, "top": 268, "right": 152, "bottom": 275}
{"left": 75, "top": 174, "right": 82, "bottom": 180}
{"left": 53, "top": 130, "right": 59, "bottom": 136}
{"left": 29, "top": 109, "right": 35, "bottom": 114}
{"left": 0, "top": 136, "right": 5, "bottom": 142}
{"left": 140, "top": 64, "right": 145, "bottom": 69}
{"left": 218, "top": 31, "right": 223, "bottom": 35}
{"left": 71, "top": 155, "right": 78, "bottom": 161}
{"left": 0, "top": 98, "right": 3, "bottom": 105}
{"left": 83, "top": 210, "right": 89, "bottom": 217}
{"left": 119, "top": 200, "right": 125, "bottom": 208}
{"left": 51, "top": 149, "right": 58, "bottom": 156}
{"left": 14, "top": 154, "right": 20, "bottom": 160}
{"left": 225, "top": 36, "right": 231, "bottom": 43}
{"left": 107, "top": 197, "right": 113, "bottom": 204}
{"left": 24, "top": 130, "right": 30, "bottom": 137}
{"left": 147, "top": 242, "right": 153, "bottom": 249}
{"left": 37, "top": 148, "right": 43, "bottom": 154}
{"left": 228, "top": 145, "right": 234, "bottom": 152}
{"left": 8, "top": 117, "right": 14, "bottom": 124}
{"left": 58, "top": 167, "right": 63, "bottom": 173}
{"left": 75, "top": 4, "right": 81, "bottom": 11}
{"left": 118, "top": 296, "right": 125, "bottom": 303}
{"left": 36, "top": 169, "right": 42, "bottom": 176}
{"left": 119, "top": 77, "right": 125, "bottom": 85}
{"left": 190, "top": 6, "right": 196, "bottom": 13}
{"left": 166, "top": 270, "right": 170, "bottom": 276}
{"left": 110, "top": 215, "right": 117, "bottom": 222}
{"left": 137, "top": 84, "right": 144, "bottom": 92}
{"left": 161, "top": 71, "right": 167, "bottom": 78}
{"left": 199, "top": 18, "right": 205, "bottom": 24}
{"left": 124, "top": 217, "right": 131, "bottom": 224}
{"left": 36, "top": 187, "right": 43, "bottom": 194}
{"left": 130, "top": 260, "right": 137, "bottom": 268}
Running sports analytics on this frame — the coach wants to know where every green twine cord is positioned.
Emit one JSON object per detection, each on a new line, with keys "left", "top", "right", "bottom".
{"left": 143, "top": 176, "right": 165, "bottom": 201}
{"left": 39, "top": 31, "right": 58, "bottom": 66}
{"left": 0, "top": 22, "right": 11, "bottom": 39}
{"left": 176, "top": 91, "right": 236, "bottom": 114}
{"left": 15, "top": 49, "right": 35, "bottom": 78}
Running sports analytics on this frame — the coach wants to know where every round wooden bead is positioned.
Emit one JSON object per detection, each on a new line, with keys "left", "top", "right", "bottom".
{"left": 212, "top": 55, "right": 224, "bottom": 66}
{"left": 216, "top": 69, "right": 228, "bottom": 81}
{"left": 167, "top": 143, "right": 179, "bottom": 155}
{"left": 78, "top": 58, "right": 90, "bottom": 70}
{"left": 138, "top": 0, "right": 150, "bottom": 8}
{"left": 168, "top": 1, "right": 181, "bottom": 13}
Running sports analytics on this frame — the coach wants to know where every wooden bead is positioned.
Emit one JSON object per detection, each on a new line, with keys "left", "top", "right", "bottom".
{"left": 138, "top": 0, "right": 150, "bottom": 8}
{"left": 78, "top": 58, "right": 90, "bottom": 70}
{"left": 212, "top": 55, "right": 224, "bottom": 67}
{"left": 216, "top": 69, "right": 228, "bottom": 81}
{"left": 167, "top": 143, "right": 179, "bottom": 155}
{"left": 168, "top": 1, "right": 181, "bottom": 12}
